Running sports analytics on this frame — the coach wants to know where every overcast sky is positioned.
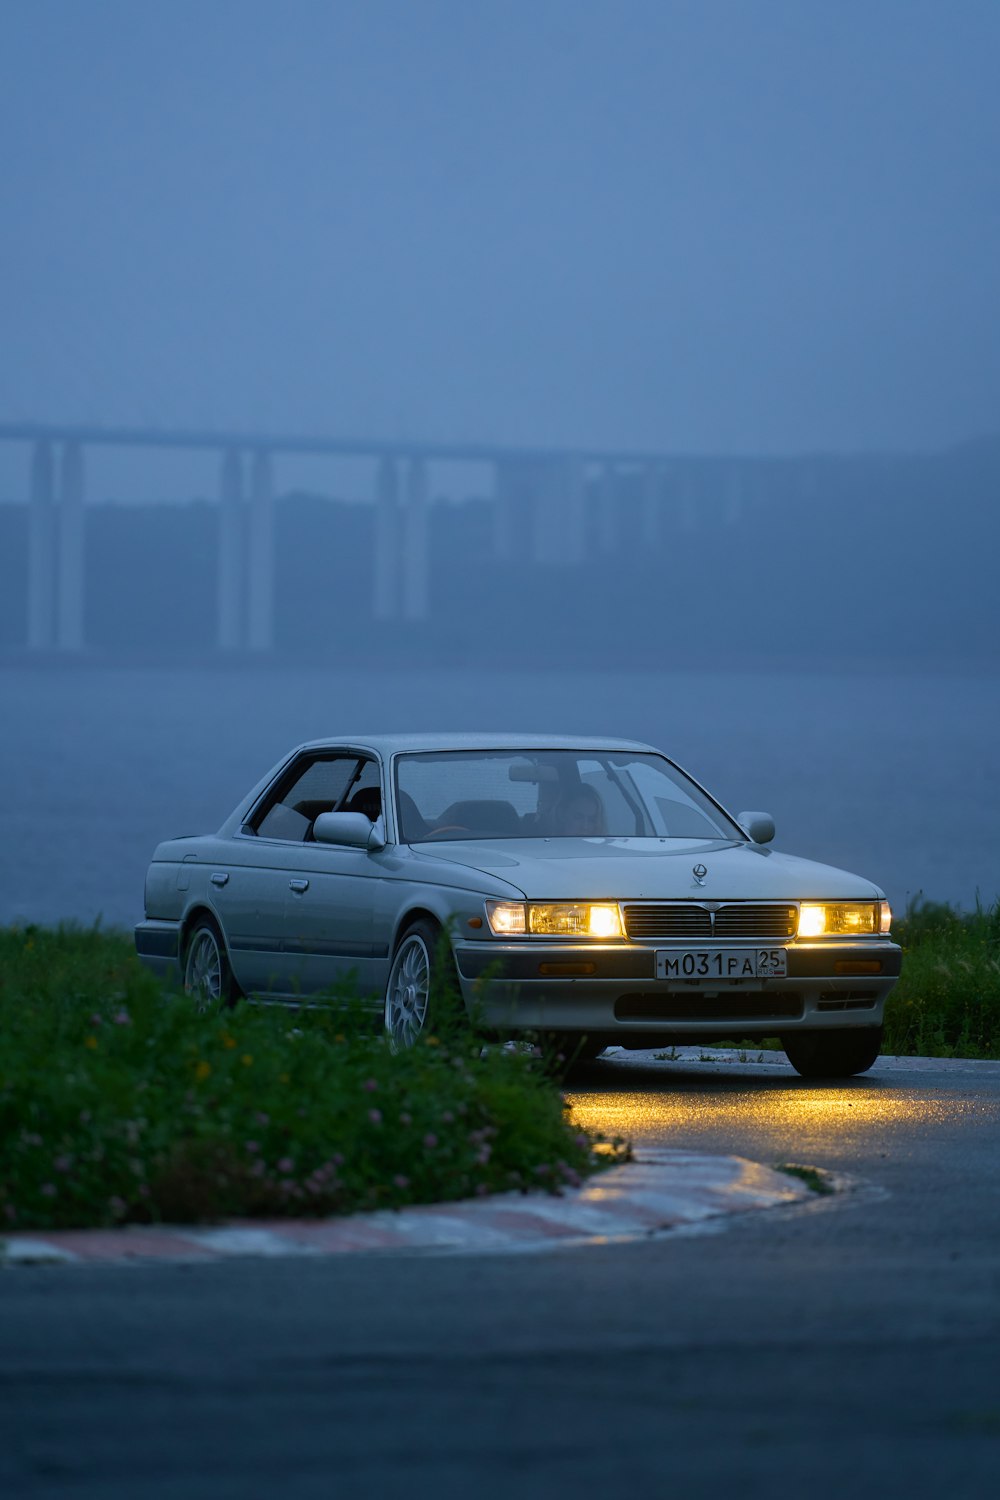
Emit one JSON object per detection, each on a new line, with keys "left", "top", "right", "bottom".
{"left": 2, "top": 0, "right": 999, "bottom": 499}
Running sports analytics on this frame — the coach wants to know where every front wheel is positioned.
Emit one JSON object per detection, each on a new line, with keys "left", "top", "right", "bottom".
{"left": 384, "top": 919, "right": 464, "bottom": 1052}
{"left": 183, "top": 919, "right": 239, "bottom": 1014}
{"left": 782, "top": 1026, "right": 883, "bottom": 1079}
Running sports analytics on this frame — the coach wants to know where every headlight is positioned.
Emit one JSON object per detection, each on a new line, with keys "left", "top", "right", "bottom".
{"left": 797, "top": 902, "right": 886, "bottom": 937}
{"left": 485, "top": 901, "right": 624, "bottom": 938}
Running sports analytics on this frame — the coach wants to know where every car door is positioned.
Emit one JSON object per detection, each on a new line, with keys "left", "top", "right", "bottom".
{"left": 223, "top": 749, "right": 371, "bottom": 998}
{"left": 281, "top": 758, "right": 386, "bottom": 1000}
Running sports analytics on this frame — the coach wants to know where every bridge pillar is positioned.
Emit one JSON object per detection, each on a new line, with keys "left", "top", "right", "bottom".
{"left": 373, "top": 456, "right": 399, "bottom": 621}
{"left": 247, "top": 450, "right": 273, "bottom": 651}
{"left": 57, "top": 441, "right": 85, "bottom": 650}
{"left": 27, "top": 439, "right": 56, "bottom": 649}
{"left": 597, "top": 462, "right": 618, "bottom": 555}
{"left": 532, "top": 456, "right": 584, "bottom": 566}
{"left": 402, "top": 456, "right": 428, "bottom": 622}
{"left": 217, "top": 447, "right": 245, "bottom": 650}
{"left": 641, "top": 462, "right": 661, "bottom": 549}
{"left": 492, "top": 459, "right": 514, "bottom": 562}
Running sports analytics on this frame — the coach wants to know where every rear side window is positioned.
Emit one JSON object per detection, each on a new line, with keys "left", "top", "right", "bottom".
{"left": 252, "top": 754, "right": 368, "bottom": 841}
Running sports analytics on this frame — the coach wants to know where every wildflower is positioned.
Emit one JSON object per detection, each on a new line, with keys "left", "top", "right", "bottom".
{"left": 441, "top": 1110, "right": 454, "bottom": 1124}
{"left": 113, "top": 1009, "right": 131, "bottom": 1026}
{"left": 222, "top": 1033, "right": 237, "bottom": 1050}
{"left": 241, "top": 1054, "right": 253, "bottom": 1067}
{"left": 334, "top": 1033, "right": 346, "bottom": 1044}
{"left": 245, "top": 1140, "right": 260, "bottom": 1154}
{"left": 399, "top": 1112, "right": 412, "bottom": 1126}
{"left": 89, "top": 1013, "right": 103, "bottom": 1027}
{"left": 84, "top": 1036, "right": 98, "bottom": 1050}
{"left": 393, "top": 1174, "right": 410, "bottom": 1190}
{"left": 277, "top": 1156, "right": 295, "bottom": 1173}
{"left": 254, "top": 1111, "right": 270, "bottom": 1126}
{"left": 54, "top": 1155, "right": 73, "bottom": 1173}
{"left": 575, "top": 1133, "right": 589, "bottom": 1149}
{"left": 40, "top": 1183, "right": 57, "bottom": 1198}
{"left": 332, "top": 1152, "right": 344, "bottom": 1166}
{"left": 424, "top": 1036, "right": 440, "bottom": 1047}
{"left": 194, "top": 1060, "right": 211, "bottom": 1081}
{"left": 363, "top": 1078, "right": 378, "bottom": 1092}
{"left": 423, "top": 1133, "right": 438, "bottom": 1150}
{"left": 368, "top": 1108, "right": 383, "bottom": 1125}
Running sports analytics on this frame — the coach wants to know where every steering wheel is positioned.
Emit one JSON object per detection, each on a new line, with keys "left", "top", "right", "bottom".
{"left": 424, "top": 824, "right": 471, "bottom": 840}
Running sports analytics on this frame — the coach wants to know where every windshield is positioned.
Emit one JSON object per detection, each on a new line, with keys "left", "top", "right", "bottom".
{"left": 394, "top": 750, "right": 740, "bottom": 842}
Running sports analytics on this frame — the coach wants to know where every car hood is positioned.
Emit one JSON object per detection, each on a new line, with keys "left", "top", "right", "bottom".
{"left": 411, "top": 837, "right": 883, "bottom": 901}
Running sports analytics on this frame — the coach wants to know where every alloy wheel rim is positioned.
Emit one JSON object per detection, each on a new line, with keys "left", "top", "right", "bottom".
{"left": 185, "top": 930, "right": 222, "bottom": 1012}
{"left": 385, "top": 935, "right": 431, "bottom": 1051}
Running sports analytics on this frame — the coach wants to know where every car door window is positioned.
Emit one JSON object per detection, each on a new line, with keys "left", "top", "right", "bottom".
{"left": 252, "top": 754, "right": 366, "bottom": 841}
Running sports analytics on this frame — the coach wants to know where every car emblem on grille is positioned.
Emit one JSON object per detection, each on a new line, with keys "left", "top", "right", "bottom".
{"left": 692, "top": 863, "right": 708, "bottom": 885}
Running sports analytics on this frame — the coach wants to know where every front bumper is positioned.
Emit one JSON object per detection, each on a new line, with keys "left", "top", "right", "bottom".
{"left": 454, "top": 938, "right": 902, "bottom": 1041}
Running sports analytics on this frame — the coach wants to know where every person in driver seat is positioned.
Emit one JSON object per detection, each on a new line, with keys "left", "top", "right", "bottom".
{"left": 345, "top": 786, "right": 381, "bottom": 821}
{"left": 554, "top": 784, "right": 606, "bottom": 836}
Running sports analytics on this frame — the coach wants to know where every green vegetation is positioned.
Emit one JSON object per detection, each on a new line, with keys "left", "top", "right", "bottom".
{"left": 884, "top": 899, "right": 1000, "bottom": 1058}
{"left": 774, "top": 1163, "right": 834, "bottom": 1195}
{"left": 0, "top": 926, "right": 627, "bottom": 1234}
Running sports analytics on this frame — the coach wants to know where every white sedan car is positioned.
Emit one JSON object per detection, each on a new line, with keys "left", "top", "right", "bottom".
{"left": 135, "top": 734, "right": 901, "bottom": 1077}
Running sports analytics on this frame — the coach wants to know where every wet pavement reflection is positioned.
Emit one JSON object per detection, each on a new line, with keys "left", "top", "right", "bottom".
{"left": 564, "top": 1050, "right": 999, "bottom": 1172}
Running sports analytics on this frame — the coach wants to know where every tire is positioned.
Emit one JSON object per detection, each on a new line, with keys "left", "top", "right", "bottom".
{"left": 782, "top": 1026, "right": 883, "bottom": 1079}
{"left": 384, "top": 918, "right": 464, "bottom": 1052}
{"left": 183, "top": 918, "right": 239, "bottom": 1014}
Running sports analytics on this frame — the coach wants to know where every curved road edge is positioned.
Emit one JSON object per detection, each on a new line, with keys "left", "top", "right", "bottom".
{"left": 0, "top": 1149, "right": 811, "bottom": 1267}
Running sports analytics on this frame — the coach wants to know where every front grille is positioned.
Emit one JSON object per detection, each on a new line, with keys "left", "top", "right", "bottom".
{"left": 623, "top": 902, "right": 797, "bottom": 941}
{"left": 615, "top": 992, "right": 803, "bottom": 1022}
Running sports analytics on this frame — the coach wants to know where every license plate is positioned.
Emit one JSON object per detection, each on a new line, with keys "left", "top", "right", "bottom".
{"left": 655, "top": 947, "right": 788, "bottom": 980}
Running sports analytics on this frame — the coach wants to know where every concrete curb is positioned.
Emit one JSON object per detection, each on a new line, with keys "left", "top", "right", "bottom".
{"left": 0, "top": 1150, "right": 810, "bottom": 1267}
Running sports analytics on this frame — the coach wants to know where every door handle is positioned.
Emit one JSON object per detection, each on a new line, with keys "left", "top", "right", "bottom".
{"left": 210, "top": 872, "right": 229, "bottom": 887}
{"left": 289, "top": 879, "right": 309, "bottom": 894}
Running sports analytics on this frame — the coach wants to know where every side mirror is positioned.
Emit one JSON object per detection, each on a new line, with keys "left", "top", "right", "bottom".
{"left": 313, "top": 812, "right": 386, "bottom": 851}
{"left": 737, "top": 810, "right": 775, "bottom": 845}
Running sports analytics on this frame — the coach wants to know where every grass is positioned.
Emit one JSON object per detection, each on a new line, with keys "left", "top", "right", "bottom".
{"left": 773, "top": 1163, "right": 834, "bottom": 1195}
{"left": 884, "top": 899, "right": 1000, "bottom": 1058}
{"left": 0, "top": 926, "right": 628, "bottom": 1234}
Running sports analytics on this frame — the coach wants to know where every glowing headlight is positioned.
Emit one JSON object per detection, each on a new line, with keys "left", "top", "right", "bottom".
{"left": 485, "top": 901, "right": 623, "bottom": 938}
{"left": 797, "top": 902, "right": 883, "bottom": 937}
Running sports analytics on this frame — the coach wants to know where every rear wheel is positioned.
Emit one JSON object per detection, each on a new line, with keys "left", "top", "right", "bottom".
{"left": 782, "top": 1026, "right": 882, "bottom": 1079}
{"left": 183, "top": 918, "right": 239, "bottom": 1014}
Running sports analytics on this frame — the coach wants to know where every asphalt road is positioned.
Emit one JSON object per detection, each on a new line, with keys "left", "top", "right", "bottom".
{"left": 3, "top": 1051, "right": 1000, "bottom": 1500}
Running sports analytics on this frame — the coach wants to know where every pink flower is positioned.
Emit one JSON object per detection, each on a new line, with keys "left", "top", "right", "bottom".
{"left": 332, "top": 1152, "right": 344, "bottom": 1166}
{"left": 277, "top": 1157, "right": 294, "bottom": 1173}
{"left": 245, "top": 1140, "right": 259, "bottom": 1154}
{"left": 40, "top": 1183, "right": 57, "bottom": 1197}
{"left": 363, "top": 1078, "right": 378, "bottom": 1092}
{"left": 393, "top": 1174, "right": 410, "bottom": 1189}
{"left": 113, "top": 1009, "right": 131, "bottom": 1026}
{"left": 423, "top": 1133, "right": 438, "bottom": 1150}
{"left": 368, "top": 1108, "right": 383, "bottom": 1125}
{"left": 441, "top": 1110, "right": 454, "bottom": 1124}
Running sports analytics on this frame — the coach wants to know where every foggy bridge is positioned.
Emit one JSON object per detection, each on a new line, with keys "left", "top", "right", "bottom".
{"left": 0, "top": 421, "right": 747, "bottom": 652}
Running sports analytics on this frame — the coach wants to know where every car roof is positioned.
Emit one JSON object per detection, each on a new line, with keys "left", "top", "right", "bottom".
{"left": 293, "top": 732, "right": 659, "bottom": 757}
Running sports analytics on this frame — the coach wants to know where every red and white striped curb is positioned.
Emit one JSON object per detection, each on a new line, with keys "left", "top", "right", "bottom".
{"left": 0, "top": 1151, "right": 809, "bottom": 1267}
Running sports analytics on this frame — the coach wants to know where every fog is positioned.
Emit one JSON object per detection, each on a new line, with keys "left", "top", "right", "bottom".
{"left": 2, "top": 0, "right": 1000, "bottom": 467}
{"left": 2, "top": 2, "right": 998, "bottom": 922}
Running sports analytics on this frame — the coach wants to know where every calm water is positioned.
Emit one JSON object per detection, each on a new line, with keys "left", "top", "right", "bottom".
{"left": 1, "top": 664, "right": 997, "bottom": 928}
